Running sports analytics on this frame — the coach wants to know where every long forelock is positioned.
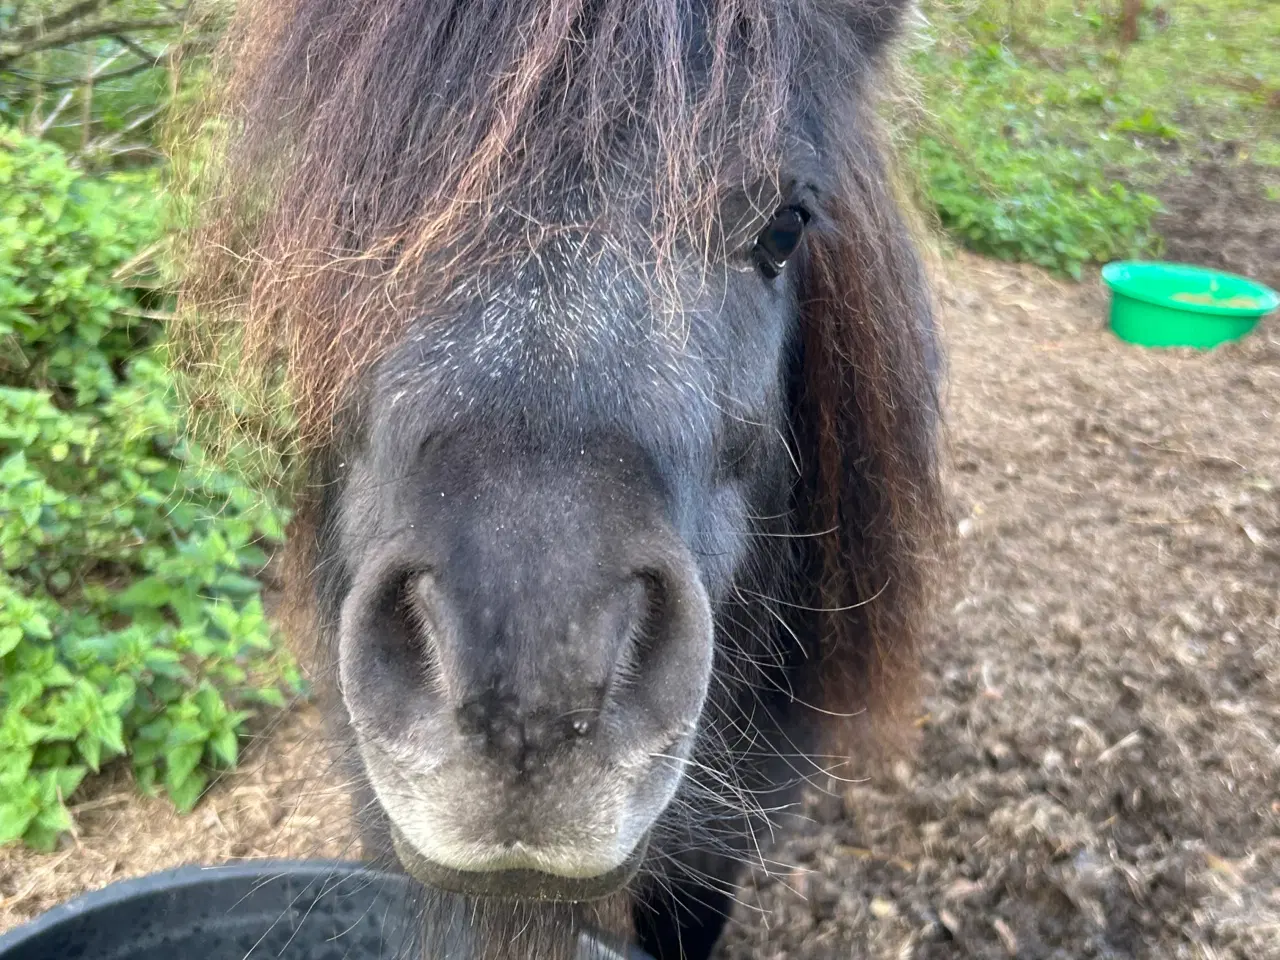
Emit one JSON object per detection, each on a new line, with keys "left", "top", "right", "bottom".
{"left": 172, "top": 0, "right": 855, "bottom": 453}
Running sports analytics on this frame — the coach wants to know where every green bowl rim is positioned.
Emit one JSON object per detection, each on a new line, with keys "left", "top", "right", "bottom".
{"left": 1101, "top": 260, "right": 1280, "bottom": 318}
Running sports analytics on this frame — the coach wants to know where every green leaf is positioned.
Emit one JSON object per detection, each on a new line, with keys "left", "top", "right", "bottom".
{"left": 166, "top": 769, "right": 208, "bottom": 813}
{"left": 0, "top": 803, "right": 38, "bottom": 845}
{"left": 209, "top": 728, "right": 239, "bottom": 768}
{"left": 0, "top": 626, "right": 21, "bottom": 656}
{"left": 53, "top": 765, "right": 87, "bottom": 799}
{"left": 134, "top": 762, "right": 159, "bottom": 797}
{"left": 144, "top": 649, "right": 189, "bottom": 680}
{"left": 216, "top": 663, "right": 247, "bottom": 686}
{"left": 43, "top": 663, "right": 75, "bottom": 687}
{"left": 33, "top": 801, "right": 73, "bottom": 836}
{"left": 132, "top": 737, "right": 162, "bottom": 766}
{"left": 251, "top": 687, "right": 287, "bottom": 709}
{"left": 78, "top": 734, "right": 103, "bottom": 773}
{"left": 5, "top": 673, "right": 45, "bottom": 711}
{"left": 101, "top": 675, "right": 137, "bottom": 714}
{"left": 165, "top": 743, "right": 204, "bottom": 787}
{"left": 22, "top": 822, "right": 64, "bottom": 853}
{"left": 237, "top": 545, "right": 271, "bottom": 568}
{"left": 193, "top": 685, "right": 226, "bottom": 724}
{"left": 137, "top": 718, "right": 171, "bottom": 743}
{"left": 212, "top": 573, "right": 262, "bottom": 597}
{"left": 22, "top": 613, "right": 52, "bottom": 640}
{"left": 0, "top": 747, "right": 34, "bottom": 782}
{"left": 165, "top": 721, "right": 207, "bottom": 747}
{"left": 114, "top": 577, "right": 173, "bottom": 610}
{"left": 97, "top": 714, "right": 126, "bottom": 756}
{"left": 0, "top": 129, "right": 299, "bottom": 849}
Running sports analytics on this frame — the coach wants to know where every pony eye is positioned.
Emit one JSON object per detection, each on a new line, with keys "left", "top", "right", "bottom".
{"left": 753, "top": 206, "right": 810, "bottom": 279}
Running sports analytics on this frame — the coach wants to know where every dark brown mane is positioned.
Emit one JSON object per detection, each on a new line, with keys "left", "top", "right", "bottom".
{"left": 801, "top": 140, "right": 945, "bottom": 748}
{"left": 173, "top": 0, "right": 945, "bottom": 757}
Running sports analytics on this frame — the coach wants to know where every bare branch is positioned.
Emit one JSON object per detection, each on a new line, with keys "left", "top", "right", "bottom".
{"left": 110, "top": 32, "right": 163, "bottom": 64}
{"left": 7, "top": 0, "right": 115, "bottom": 43}
{"left": 81, "top": 47, "right": 94, "bottom": 151}
{"left": 6, "top": 59, "right": 158, "bottom": 89}
{"left": 1, "top": 18, "right": 184, "bottom": 69}
{"left": 1, "top": 48, "right": 136, "bottom": 88}
{"left": 36, "top": 88, "right": 77, "bottom": 134}
{"left": 120, "top": 103, "right": 163, "bottom": 132}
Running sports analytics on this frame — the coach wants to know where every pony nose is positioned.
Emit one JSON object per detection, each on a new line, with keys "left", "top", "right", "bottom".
{"left": 422, "top": 573, "right": 642, "bottom": 758}
{"left": 402, "top": 557, "right": 711, "bottom": 769}
{"left": 336, "top": 438, "right": 717, "bottom": 794}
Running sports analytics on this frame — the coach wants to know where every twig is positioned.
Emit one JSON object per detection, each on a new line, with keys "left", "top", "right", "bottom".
{"left": 1, "top": 18, "right": 183, "bottom": 69}
{"left": 112, "top": 242, "right": 166, "bottom": 283}
{"left": 31, "top": 49, "right": 122, "bottom": 135}
{"left": 80, "top": 46, "right": 93, "bottom": 151}
{"left": 2, "top": 59, "right": 157, "bottom": 89}
{"left": 36, "top": 88, "right": 77, "bottom": 134}
{"left": 110, "top": 31, "right": 164, "bottom": 64}
{"left": 1096, "top": 730, "right": 1142, "bottom": 763}
{"left": 81, "top": 104, "right": 164, "bottom": 156}
{"left": 116, "top": 307, "right": 176, "bottom": 322}
{"left": 1134, "top": 439, "right": 1246, "bottom": 470}
{"left": 118, "top": 104, "right": 162, "bottom": 132}
{"left": 68, "top": 793, "right": 132, "bottom": 813}
{"left": 27, "top": 46, "right": 44, "bottom": 131}
{"left": 6, "top": 0, "right": 112, "bottom": 43}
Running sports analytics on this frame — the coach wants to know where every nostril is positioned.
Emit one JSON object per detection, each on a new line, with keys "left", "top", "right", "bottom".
{"left": 367, "top": 569, "right": 440, "bottom": 687}
{"left": 635, "top": 569, "right": 669, "bottom": 655}
{"left": 400, "top": 572, "right": 438, "bottom": 657}
{"left": 609, "top": 571, "right": 669, "bottom": 694}
{"left": 602, "top": 554, "right": 714, "bottom": 734}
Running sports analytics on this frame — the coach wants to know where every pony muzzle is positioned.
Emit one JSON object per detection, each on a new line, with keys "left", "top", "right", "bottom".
{"left": 390, "top": 822, "right": 650, "bottom": 902}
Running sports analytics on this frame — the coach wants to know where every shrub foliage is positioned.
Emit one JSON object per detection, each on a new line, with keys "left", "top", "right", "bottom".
{"left": 0, "top": 127, "right": 301, "bottom": 851}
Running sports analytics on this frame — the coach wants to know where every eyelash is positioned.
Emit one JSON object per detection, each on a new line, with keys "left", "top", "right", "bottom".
{"left": 751, "top": 205, "right": 810, "bottom": 279}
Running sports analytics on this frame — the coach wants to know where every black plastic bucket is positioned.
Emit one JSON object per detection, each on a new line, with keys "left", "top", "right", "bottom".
{"left": 0, "top": 860, "right": 652, "bottom": 960}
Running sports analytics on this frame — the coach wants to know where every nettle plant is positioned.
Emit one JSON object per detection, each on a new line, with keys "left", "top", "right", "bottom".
{"left": 0, "top": 128, "right": 302, "bottom": 851}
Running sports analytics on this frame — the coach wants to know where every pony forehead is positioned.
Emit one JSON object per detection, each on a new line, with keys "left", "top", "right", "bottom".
{"left": 380, "top": 235, "right": 725, "bottom": 405}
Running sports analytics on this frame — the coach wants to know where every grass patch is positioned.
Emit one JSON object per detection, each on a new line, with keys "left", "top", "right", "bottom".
{"left": 907, "top": 0, "right": 1280, "bottom": 275}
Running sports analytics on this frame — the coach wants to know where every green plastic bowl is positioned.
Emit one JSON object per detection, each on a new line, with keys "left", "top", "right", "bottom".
{"left": 1101, "top": 261, "right": 1278, "bottom": 349}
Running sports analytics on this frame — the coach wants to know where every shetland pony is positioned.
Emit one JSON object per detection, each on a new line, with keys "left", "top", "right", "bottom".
{"left": 177, "top": 1, "right": 945, "bottom": 956}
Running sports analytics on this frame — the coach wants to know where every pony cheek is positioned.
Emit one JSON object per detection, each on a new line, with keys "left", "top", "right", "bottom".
{"left": 690, "top": 483, "right": 751, "bottom": 601}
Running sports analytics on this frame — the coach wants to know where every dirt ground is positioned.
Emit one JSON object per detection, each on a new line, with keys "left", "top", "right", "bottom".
{"left": 2, "top": 248, "right": 1278, "bottom": 955}
{"left": 1155, "top": 154, "right": 1280, "bottom": 297}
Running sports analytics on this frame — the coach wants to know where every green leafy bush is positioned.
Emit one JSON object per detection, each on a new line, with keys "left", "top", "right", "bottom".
{"left": 0, "top": 126, "right": 301, "bottom": 851}
{"left": 908, "top": 42, "right": 1163, "bottom": 277}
